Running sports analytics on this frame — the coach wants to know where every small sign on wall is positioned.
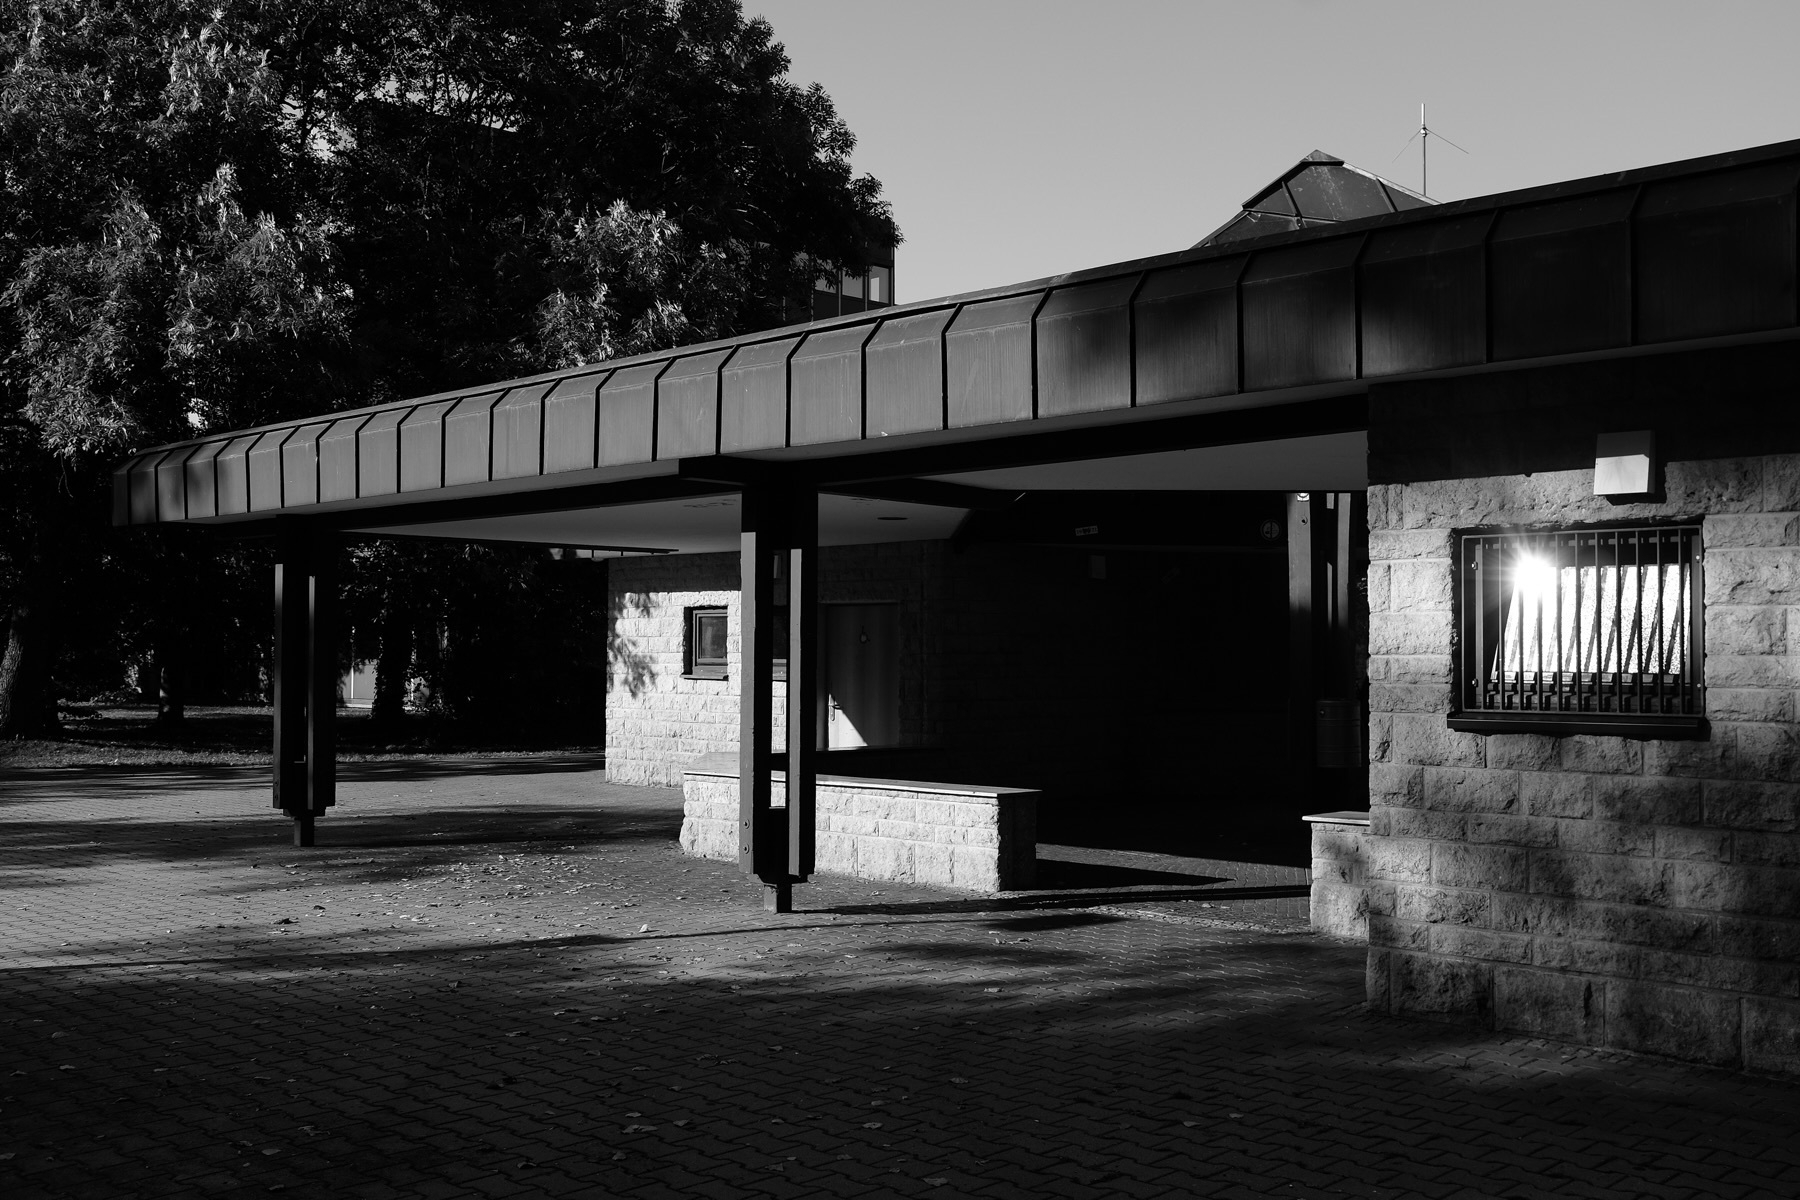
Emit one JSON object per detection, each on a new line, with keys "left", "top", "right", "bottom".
{"left": 1594, "top": 429, "right": 1655, "bottom": 497}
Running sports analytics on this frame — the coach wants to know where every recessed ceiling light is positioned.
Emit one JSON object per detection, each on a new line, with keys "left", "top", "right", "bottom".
{"left": 877, "top": 516, "right": 907, "bottom": 521}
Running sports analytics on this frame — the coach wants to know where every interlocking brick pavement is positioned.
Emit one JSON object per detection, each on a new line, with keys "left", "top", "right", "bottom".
{"left": 2, "top": 758, "right": 1797, "bottom": 1199}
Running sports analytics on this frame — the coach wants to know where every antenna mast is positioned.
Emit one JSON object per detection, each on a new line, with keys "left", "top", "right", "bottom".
{"left": 1421, "top": 103, "right": 1428, "bottom": 198}
{"left": 1395, "top": 103, "right": 1466, "bottom": 199}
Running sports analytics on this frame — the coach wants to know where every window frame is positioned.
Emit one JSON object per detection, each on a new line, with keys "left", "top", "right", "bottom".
{"left": 1446, "top": 520, "right": 1708, "bottom": 739}
{"left": 684, "top": 606, "right": 729, "bottom": 680}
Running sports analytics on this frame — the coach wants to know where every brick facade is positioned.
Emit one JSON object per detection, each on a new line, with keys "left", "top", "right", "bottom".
{"left": 1366, "top": 456, "right": 1800, "bottom": 1073}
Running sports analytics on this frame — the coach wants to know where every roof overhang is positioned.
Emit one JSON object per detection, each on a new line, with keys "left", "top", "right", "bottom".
{"left": 112, "top": 137, "right": 1800, "bottom": 549}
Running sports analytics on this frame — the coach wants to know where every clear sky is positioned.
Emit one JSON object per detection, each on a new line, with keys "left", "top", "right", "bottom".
{"left": 749, "top": 0, "right": 1800, "bottom": 304}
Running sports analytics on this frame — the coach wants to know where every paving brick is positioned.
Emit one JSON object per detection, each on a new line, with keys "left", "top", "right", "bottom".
{"left": 0, "top": 760, "right": 1797, "bottom": 1199}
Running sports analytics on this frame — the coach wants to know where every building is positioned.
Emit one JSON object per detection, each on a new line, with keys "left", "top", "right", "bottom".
{"left": 1196, "top": 148, "right": 1435, "bottom": 246}
{"left": 114, "top": 139, "right": 1800, "bottom": 1076}
{"left": 804, "top": 243, "right": 897, "bottom": 321}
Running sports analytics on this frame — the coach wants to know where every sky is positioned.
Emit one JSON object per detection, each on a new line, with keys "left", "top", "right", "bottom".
{"left": 749, "top": 0, "right": 1800, "bottom": 304}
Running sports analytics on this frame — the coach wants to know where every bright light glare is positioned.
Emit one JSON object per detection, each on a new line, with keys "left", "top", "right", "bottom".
{"left": 1515, "top": 554, "right": 1557, "bottom": 600}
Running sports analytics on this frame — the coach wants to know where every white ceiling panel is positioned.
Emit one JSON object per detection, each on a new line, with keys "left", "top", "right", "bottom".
{"left": 927, "top": 430, "right": 1367, "bottom": 491}
{"left": 355, "top": 492, "right": 968, "bottom": 555}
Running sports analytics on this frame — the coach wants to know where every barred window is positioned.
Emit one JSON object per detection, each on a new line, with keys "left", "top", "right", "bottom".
{"left": 1450, "top": 524, "right": 1706, "bottom": 736}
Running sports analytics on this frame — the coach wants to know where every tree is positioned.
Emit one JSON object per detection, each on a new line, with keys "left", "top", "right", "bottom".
{"left": 0, "top": 2, "right": 349, "bottom": 735}
{"left": 282, "top": 0, "right": 895, "bottom": 390}
{"left": 0, "top": 0, "right": 898, "bottom": 736}
{"left": 298, "top": 0, "right": 898, "bottom": 720}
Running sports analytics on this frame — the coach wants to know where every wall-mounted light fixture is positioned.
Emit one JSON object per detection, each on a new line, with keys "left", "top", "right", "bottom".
{"left": 1594, "top": 430, "right": 1656, "bottom": 499}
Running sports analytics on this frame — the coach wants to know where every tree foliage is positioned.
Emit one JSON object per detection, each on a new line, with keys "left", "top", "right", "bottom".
{"left": 0, "top": 0, "right": 897, "bottom": 736}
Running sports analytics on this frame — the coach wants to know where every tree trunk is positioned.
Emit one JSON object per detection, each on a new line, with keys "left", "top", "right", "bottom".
{"left": 370, "top": 604, "right": 411, "bottom": 730}
{"left": 154, "top": 635, "right": 186, "bottom": 727}
{"left": 0, "top": 586, "right": 58, "bottom": 738}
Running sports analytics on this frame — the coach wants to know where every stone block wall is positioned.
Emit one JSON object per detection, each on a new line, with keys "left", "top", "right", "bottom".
{"left": 681, "top": 759, "right": 1039, "bottom": 892}
{"left": 605, "top": 552, "right": 743, "bottom": 785}
{"left": 1366, "top": 455, "right": 1800, "bottom": 1074}
{"left": 1308, "top": 814, "right": 1371, "bottom": 940}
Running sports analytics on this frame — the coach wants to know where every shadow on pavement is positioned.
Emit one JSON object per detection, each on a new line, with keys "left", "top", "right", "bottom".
{"left": 1031, "top": 859, "right": 1230, "bottom": 888}
{"left": 10, "top": 903, "right": 1794, "bottom": 1200}
{"left": 5, "top": 785, "right": 1799, "bottom": 1200}
{"left": 820, "top": 885, "right": 1310, "bottom": 918}
{"left": 0, "top": 755, "right": 609, "bottom": 801}
{"left": 1, "top": 755, "right": 604, "bottom": 791}
{"left": 0, "top": 805, "right": 682, "bottom": 882}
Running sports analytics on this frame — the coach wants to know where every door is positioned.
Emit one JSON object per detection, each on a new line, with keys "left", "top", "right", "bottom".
{"left": 825, "top": 603, "right": 899, "bottom": 749}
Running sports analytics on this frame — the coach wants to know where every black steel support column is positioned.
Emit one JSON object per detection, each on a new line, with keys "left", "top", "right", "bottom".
{"left": 785, "top": 491, "right": 819, "bottom": 885}
{"left": 308, "top": 537, "right": 337, "bottom": 824}
{"left": 1330, "top": 492, "right": 1370, "bottom": 807}
{"left": 272, "top": 531, "right": 337, "bottom": 846}
{"left": 273, "top": 533, "right": 309, "bottom": 834}
{"left": 738, "top": 488, "right": 784, "bottom": 905}
{"left": 737, "top": 486, "right": 817, "bottom": 912}
{"left": 1286, "top": 492, "right": 1320, "bottom": 784}
{"left": 1292, "top": 492, "right": 1368, "bottom": 808}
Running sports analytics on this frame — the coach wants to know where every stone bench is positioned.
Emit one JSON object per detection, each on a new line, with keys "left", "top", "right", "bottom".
{"left": 1303, "top": 810, "right": 1370, "bottom": 940}
{"left": 680, "top": 753, "right": 1039, "bottom": 892}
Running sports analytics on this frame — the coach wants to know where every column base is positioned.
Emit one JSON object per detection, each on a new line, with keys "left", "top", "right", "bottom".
{"left": 292, "top": 812, "right": 316, "bottom": 847}
{"left": 762, "top": 881, "right": 793, "bottom": 913}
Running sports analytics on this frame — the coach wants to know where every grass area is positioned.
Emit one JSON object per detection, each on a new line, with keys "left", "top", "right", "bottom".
{"left": 0, "top": 704, "right": 603, "bottom": 769}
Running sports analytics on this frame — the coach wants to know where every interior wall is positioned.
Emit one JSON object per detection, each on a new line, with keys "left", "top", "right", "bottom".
{"left": 605, "top": 544, "right": 936, "bottom": 786}
{"left": 606, "top": 533, "right": 1300, "bottom": 856}
{"left": 925, "top": 542, "right": 1292, "bottom": 853}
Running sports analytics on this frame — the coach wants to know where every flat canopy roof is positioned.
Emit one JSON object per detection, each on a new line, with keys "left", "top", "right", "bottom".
{"left": 115, "top": 137, "right": 1800, "bottom": 546}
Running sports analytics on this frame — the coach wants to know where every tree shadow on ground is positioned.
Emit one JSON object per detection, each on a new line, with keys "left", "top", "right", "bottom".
{"left": 0, "top": 804, "right": 682, "bottom": 882}
{"left": 1031, "top": 859, "right": 1231, "bottom": 888}
{"left": 820, "top": 886, "right": 1310, "bottom": 918}
{"left": 7, "top": 886, "right": 1797, "bottom": 1200}
{"left": 10, "top": 705, "right": 606, "bottom": 764}
{"left": 0, "top": 755, "right": 613, "bottom": 801}
{"left": 6, "top": 769, "right": 1800, "bottom": 1199}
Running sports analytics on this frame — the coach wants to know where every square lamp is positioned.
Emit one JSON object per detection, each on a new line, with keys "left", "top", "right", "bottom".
{"left": 1594, "top": 430, "right": 1655, "bottom": 497}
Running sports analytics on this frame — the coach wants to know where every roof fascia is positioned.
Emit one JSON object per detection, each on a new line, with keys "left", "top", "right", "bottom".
{"left": 123, "top": 136, "right": 1800, "bottom": 464}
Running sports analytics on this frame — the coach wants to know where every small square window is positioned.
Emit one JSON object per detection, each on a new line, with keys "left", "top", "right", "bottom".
{"left": 1448, "top": 523, "right": 1706, "bottom": 737}
{"left": 685, "top": 607, "right": 728, "bottom": 679}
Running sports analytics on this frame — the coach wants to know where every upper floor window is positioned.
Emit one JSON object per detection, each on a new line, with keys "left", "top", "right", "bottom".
{"left": 1449, "top": 523, "right": 1706, "bottom": 737}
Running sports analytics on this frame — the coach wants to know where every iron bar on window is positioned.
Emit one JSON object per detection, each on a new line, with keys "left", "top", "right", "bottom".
{"left": 1460, "top": 524, "right": 1702, "bottom": 717}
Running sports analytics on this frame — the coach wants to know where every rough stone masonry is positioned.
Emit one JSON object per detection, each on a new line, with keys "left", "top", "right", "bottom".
{"left": 1364, "top": 454, "right": 1800, "bottom": 1075}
